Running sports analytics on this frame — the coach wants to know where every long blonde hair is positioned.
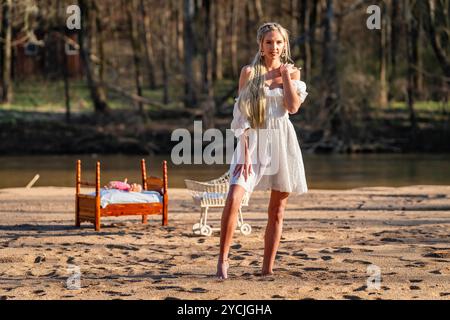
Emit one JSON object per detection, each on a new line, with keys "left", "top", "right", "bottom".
{"left": 238, "top": 22, "right": 294, "bottom": 129}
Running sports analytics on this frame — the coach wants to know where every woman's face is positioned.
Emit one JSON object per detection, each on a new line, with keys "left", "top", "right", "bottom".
{"left": 261, "top": 30, "right": 285, "bottom": 60}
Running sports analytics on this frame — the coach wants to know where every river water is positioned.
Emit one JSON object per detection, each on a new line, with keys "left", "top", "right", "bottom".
{"left": 0, "top": 153, "right": 449, "bottom": 189}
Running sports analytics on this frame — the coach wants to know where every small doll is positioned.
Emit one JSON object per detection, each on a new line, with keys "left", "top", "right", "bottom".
{"left": 129, "top": 183, "right": 142, "bottom": 192}
{"left": 104, "top": 179, "right": 142, "bottom": 192}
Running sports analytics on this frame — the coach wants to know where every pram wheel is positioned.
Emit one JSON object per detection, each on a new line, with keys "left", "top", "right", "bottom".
{"left": 192, "top": 223, "right": 202, "bottom": 235}
{"left": 200, "top": 225, "right": 213, "bottom": 236}
{"left": 240, "top": 223, "right": 252, "bottom": 235}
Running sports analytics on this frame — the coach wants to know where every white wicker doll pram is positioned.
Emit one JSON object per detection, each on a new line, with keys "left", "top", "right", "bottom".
{"left": 184, "top": 172, "right": 252, "bottom": 236}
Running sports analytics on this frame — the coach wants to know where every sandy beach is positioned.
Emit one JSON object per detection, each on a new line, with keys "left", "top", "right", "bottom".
{"left": 0, "top": 185, "right": 449, "bottom": 300}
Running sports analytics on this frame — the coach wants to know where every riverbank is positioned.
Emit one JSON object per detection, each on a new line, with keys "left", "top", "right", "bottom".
{"left": 1, "top": 107, "right": 450, "bottom": 155}
{"left": 0, "top": 185, "right": 449, "bottom": 299}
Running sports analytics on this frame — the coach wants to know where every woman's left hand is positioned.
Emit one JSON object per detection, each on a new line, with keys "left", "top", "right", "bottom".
{"left": 279, "top": 63, "right": 298, "bottom": 77}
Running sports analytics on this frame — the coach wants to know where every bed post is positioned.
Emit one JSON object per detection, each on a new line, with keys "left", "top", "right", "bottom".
{"left": 75, "top": 160, "right": 81, "bottom": 227}
{"left": 141, "top": 158, "right": 148, "bottom": 190}
{"left": 162, "top": 160, "right": 168, "bottom": 226}
{"left": 141, "top": 159, "right": 148, "bottom": 224}
{"left": 95, "top": 161, "right": 101, "bottom": 231}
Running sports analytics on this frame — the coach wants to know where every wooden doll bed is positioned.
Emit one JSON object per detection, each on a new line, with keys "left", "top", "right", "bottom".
{"left": 75, "top": 159, "right": 168, "bottom": 231}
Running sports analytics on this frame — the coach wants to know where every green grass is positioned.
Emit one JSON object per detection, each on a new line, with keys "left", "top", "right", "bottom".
{"left": 2, "top": 79, "right": 237, "bottom": 113}
{"left": 4, "top": 80, "right": 183, "bottom": 113}
{"left": 7, "top": 80, "right": 100, "bottom": 112}
{"left": 390, "top": 101, "right": 449, "bottom": 112}
{"left": 5, "top": 80, "right": 446, "bottom": 116}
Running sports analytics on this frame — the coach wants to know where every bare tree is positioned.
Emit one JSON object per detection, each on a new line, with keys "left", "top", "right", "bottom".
{"left": 244, "top": 1, "right": 254, "bottom": 59}
{"left": 58, "top": 1, "right": 70, "bottom": 122}
{"left": 298, "top": 0, "right": 310, "bottom": 80}
{"left": 404, "top": 0, "right": 418, "bottom": 132}
{"left": 230, "top": 0, "right": 240, "bottom": 77}
{"left": 421, "top": 0, "right": 450, "bottom": 83}
{"left": 213, "top": 0, "right": 224, "bottom": 80}
{"left": 389, "top": 0, "right": 400, "bottom": 101}
{"left": 1, "top": 0, "right": 13, "bottom": 103}
{"left": 175, "top": 0, "right": 184, "bottom": 68}
{"left": 379, "top": 0, "right": 388, "bottom": 108}
{"left": 78, "top": 0, "right": 109, "bottom": 114}
{"left": 201, "top": 0, "right": 215, "bottom": 129}
{"left": 308, "top": 0, "right": 319, "bottom": 72}
{"left": 125, "top": 0, "right": 145, "bottom": 115}
{"left": 183, "top": 0, "right": 197, "bottom": 108}
{"left": 290, "top": 0, "right": 298, "bottom": 47}
{"left": 139, "top": 0, "right": 157, "bottom": 90}
{"left": 160, "top": 1, "right": 170, "bottom": 104}
{"left": 321, "top": 0, "right": 342, "bottom": 144}
{"left": 254, "top": 0, "right": 263, "bottom": 21}
{"left": 410, "top": 1, "right": 423, "bottom": 99}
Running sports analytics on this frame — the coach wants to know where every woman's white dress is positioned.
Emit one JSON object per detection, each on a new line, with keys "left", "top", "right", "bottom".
{"left": 229, "top": 79, "right": 308, "bottom": 194}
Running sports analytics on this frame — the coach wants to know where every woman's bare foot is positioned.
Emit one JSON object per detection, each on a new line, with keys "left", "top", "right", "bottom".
{"left": 261, "top": 269, "right": 274, "bottom": 276}
{"left": 216, "top": 259, "right": 229, "bottom": 280}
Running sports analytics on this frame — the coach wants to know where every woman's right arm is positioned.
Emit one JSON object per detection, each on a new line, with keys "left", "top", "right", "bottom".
{"left": 238, "top": 65, "right": 252, "bottom": 94}
{"left": 231, "top": 65, "right": 252, "bottom": 138}
{"left": 237, "top": 66, "right": 252, "bottom": 142}
{"left": 232, "top": 66, "right": 253, "bottom": 181}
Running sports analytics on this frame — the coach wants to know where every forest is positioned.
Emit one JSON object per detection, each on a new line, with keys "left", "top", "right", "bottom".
{"left": 0, "top": 0, "right": 449, "bottom": 155}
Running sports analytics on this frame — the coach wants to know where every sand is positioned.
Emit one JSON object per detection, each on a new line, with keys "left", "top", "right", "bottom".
{"left": 0, "top": 185, "right": 449, "bottom": 300}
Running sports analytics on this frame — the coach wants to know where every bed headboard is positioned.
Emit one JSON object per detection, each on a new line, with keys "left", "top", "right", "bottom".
{"left": 141, "top": 159, "right": 167, "bottom": 196}
{"left": 146, "top": 176, "right": 164, "bottom": 194}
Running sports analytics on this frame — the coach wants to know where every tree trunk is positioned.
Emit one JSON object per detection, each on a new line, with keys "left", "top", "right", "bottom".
{"left": 245, "top": 2, "right": 253, "bottom": 59}
{"left": 230, "top": 0, "right": 239, "bottom": 78}
{"left": 125, "top": 0, "right": 145, "bottom": 115}
{"left": 410, "top": 2, "right": 422, "bottom": 100}
{"left": 421, "top": 0, "right": 450, "bottom": 79}
{"left": 78, "top": 0, "right": 109, "bottom": 114}
{"left": 254, "top": 0, "right": 263, "bottom": 21}
{"left": 213, "top": 0, "right": 224, "bottom": 80}
{"left": 1, "top": 0, "right": 12, "bottom": 104}
{"left": 298, "top": 0, "right": 306, "bottom": 57}
{"left": 290, "top": 0, "right": 298, "bottom": 51}
{"left": 63, "top": 48, "right": 71, "bottom": 123}
{"left": 108, "top": 2, "right": 121, "bottom": 82}
{"left": 379, "top": 0, "right": 388, "bottom": 108}
{"left": 298, "top": 0, "right": 310, "bottom": 81}
{"left": 404, "top": 0, "right": 418, "bottom": 133}
{"left": 95, "top": 2, "right": 106, "bottom": 89}
{"left": 183, "top": 0, "right": 197, "bottom": 108}
{"left": 139, "top": 0, "right": 157, "bottom": 89}
{"left": 388, "top": 0, "right": 400, "bottom": 102}
{"left": 201, "top": 0, "right": 215, "bottom": 129}
{"left": 308, "top": 0, "right": 318, "bottom": 72}
{"left": 175, "top": 0, "right": 184, "bottom": 67}
{"left": 57, "top": 0, "right": 70, "bottom": 122}
{"left": 203, "top": 1, "right": 214, "bottom": 97}
{"left": 320, "top": 0, "right": 342, "bottom": 145}
{"left": 161, "top": 1, "right": 170, "bottom": 104}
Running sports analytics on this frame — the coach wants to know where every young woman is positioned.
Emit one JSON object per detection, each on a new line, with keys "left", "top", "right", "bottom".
{"left": 217, "top": 22, "right": 309, "bottom": 279}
